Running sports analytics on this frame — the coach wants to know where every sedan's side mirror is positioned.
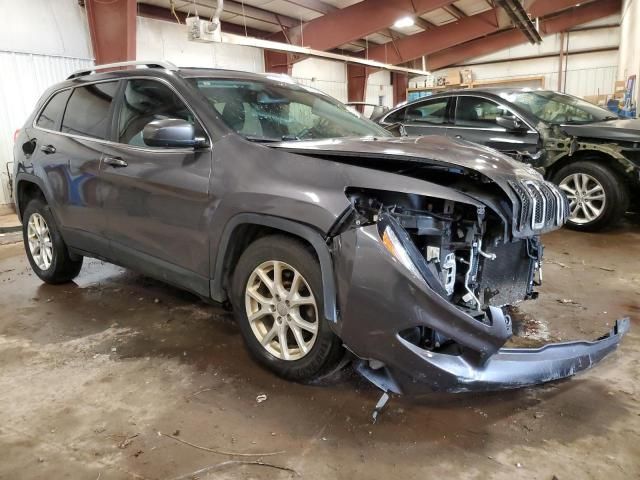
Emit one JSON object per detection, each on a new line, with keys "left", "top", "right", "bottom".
{"left": 142, "top": 118, "right": 207, "bottom": 148}
{"left": 496, "top": 115, "right": 526, "bottom": 132}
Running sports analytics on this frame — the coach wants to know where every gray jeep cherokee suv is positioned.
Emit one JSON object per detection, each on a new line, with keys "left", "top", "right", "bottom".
{"left": 12, "top": 61, "right": 628, "bottom": 395}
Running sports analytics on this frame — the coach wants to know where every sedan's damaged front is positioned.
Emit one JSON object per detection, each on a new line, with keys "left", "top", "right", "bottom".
{"left": 284, "top": 137, "right": 630, "bottom": 395}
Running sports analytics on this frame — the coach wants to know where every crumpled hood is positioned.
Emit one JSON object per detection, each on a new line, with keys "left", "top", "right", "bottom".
{"left": 560, "top": 118, "right": 640, "bottom": 143}
{"left": 270, "top": 135, "right": 542, "bottom": 182}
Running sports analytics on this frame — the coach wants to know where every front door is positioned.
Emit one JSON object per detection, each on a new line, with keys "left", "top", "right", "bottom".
{"left": 99, "top": 78, "right": 212, "bottom": 296}
{"left": 448, "top": 95, "right": 539, "bottom": 157}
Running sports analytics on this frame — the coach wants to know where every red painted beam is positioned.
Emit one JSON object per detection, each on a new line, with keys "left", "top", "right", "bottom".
{"left": 540, "top": 0, "right": 620, "bottom": 33}
{"left": 264, "top": 50, "right": 293, "bottom": 74}
{"left": 364, "top": 9, "right": 499, "bottom": 65}
{"left": 392, "top": 72, "right": 408, "bottom": 105}
{"left": 347, "top": 64, "right": 369, "bottom": 112}
{"left": 279, "top": 0, "right": 457, "bottom": 51}
{"left": 427, "top": 0, "right": 621, "bottom": 70}
{"left": 86, "top": 0, "right": 136, "bottom": 64}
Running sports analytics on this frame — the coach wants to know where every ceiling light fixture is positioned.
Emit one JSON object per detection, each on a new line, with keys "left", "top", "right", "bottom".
{"left": 393, "top": 16, "right": 415, "bottom": 28}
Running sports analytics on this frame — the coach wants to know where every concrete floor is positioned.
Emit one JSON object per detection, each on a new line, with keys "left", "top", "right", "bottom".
{"left": 0, "top": 222, "right": 638, "bottom": 480}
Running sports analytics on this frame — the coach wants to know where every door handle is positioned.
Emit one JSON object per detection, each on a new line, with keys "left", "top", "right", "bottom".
{"left": 40, "top": 144, "right": 56, "bottom": 154}
{"left": 454, "top": 135, "right": 463, "bottom": 139}
{"left": 103, "top": 156, "right": 128, "bottom": 168}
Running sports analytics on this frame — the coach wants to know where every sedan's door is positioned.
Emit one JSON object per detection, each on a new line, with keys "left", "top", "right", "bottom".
{"left": 398, "top": 96, "right": 452, "bottom": 137}
{"left": 99, "top": 78, "right": 212, "bottom": 296}
{"left": 448, "top": 95, "right": 539, "bottom": 156}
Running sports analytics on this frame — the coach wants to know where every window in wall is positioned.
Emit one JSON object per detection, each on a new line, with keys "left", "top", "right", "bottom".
{"left": 36, "top": 89, "right": 71, "bottom": 131}
{"left": 61, "top": 82, "right": 119, "bottom": 139}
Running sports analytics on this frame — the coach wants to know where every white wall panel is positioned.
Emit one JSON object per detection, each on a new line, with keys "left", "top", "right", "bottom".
{"left": 0, "top": 52, "right": 93, "bottom": 205}
{"left": 0, "top": 0, "right": 93, "bottom": 206}
{"left": 618, "top": 0, "right": 640, "bottom": 105}
{"left": 137, "top": 17, "right": 265, "bottom": 72}
{"left": 292, "top": 58, "right": 348, "bottom": 102}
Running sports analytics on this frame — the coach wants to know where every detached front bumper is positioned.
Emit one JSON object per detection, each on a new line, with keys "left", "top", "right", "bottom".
{"left": 333, "top": 225, "right": 630, "bottom": 395}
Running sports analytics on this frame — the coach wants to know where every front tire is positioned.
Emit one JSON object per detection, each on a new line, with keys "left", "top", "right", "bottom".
{"left": 22, "top": 198, "right": 83, "bottom": 283}
{"left": 231, "top": 235, "right": 344, "bottom": 382}
{"left": 551, "top": 160, "right": 629, "bottom": 232}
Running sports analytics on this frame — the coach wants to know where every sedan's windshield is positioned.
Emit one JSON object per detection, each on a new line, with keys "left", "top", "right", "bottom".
{"left": 188, "top": 77, "right": 391, "bottom": 141}
{"left": 499, "top": 90, "right": 618, "bottom": 124}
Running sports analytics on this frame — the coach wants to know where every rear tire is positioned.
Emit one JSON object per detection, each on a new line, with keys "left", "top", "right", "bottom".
{"left": 22, "top": 198, "right": 83, "bottom": 284}
{"left": 231, "top": 235, "right": 344, "bottom": 382}
{"left": 551, "top": 160, "right": 629, "bottom": 232}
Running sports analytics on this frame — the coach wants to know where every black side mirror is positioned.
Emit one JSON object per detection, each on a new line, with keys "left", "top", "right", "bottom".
{"left": 496, "top": 115, "right": 525, "bottom": 132}
{"left": 142, "top": 118, "right": 206, "bottom": 148}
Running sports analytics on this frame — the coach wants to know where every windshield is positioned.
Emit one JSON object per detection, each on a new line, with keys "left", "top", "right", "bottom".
{"left": 188, "top": 77, "right": 391, "bottom": 141}
{"left": 499, "top": 90, "right": 618, "bottom": 124}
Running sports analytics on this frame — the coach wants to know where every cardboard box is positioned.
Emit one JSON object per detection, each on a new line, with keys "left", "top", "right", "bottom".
{"left": 460, "top": 69, "right": 473, "bottom": 84}
{"left": 446, "top": 69, "right": 461, "bottom": 85}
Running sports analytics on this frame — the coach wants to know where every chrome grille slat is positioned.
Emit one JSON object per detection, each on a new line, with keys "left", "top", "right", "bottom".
{"left": 510, "top": 180, "right": 568, "bottom": 232}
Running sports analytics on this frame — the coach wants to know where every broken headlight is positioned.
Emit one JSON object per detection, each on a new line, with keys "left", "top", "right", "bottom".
{"left": 380, "top": 224, "right": 423, "bottom": 281}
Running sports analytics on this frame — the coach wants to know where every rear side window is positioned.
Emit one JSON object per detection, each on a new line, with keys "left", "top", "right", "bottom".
{"left": 406, "top": 98, "right": 449, "bottom": 124}
{"left": 117, "top": 79, "right": 204, "bottom": 147}
{"left": 36, "top": 89, "right": 71, "bottom": 131}
{"left": 62, "top": 81, "right": 119, "bottom": 139}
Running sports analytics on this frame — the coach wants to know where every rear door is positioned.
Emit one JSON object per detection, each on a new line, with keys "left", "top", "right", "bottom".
{"left": 31, "top": 81, "right": 120, "bottom": 255}
{"left": 99, "top": 78, "right": 212, "bottom": 296}
{"left": 448, "top": 95, "right": 539, "bottom": 156}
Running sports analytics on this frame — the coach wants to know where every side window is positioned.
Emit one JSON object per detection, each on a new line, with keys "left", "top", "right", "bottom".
{"left": 61, "top": 82, "right": 119, "bottom": 139}
{"left": 36, "top": 89, "right": 71, "bottom": 131}
{"left": 384, "top": 108, "right": 406, "bottom": 124}
{"left": 455, "top": 96, "right": 510, "bottom": 128}
{"left": 117, "top": 79, "right": 204, "bottom": 147}
{"left": 405, "top": 98, "right": 449, "bottom": 124}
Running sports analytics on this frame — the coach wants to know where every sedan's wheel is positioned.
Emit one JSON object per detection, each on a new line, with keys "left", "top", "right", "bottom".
{"left": 22, "top": 198, "right": 83, "bottom": 283}
{"left": 559, "top": 173, "right": 606, "bottom": 225}
{"left": 551, "top": 160, "right": 629, "bottom": 232}
{"left": 231, "top": 235, "right": 344, "bottom": 382}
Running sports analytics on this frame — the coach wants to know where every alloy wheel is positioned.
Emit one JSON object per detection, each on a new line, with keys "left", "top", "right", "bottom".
{"left": 244, "top": 260, "right": 318, "bottom": 361}
{"left": 559, "top": 173, "right": 606, "bottom": 224}
{"left": 27, "top": 212, "right": 53, "bottom": 270}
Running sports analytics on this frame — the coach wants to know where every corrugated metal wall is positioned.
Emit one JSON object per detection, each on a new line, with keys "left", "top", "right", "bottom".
{"left": 0, "top": 51, "right": 93, "bottom": 205}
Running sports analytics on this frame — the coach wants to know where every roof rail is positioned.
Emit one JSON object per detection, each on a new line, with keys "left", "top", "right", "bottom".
{"left": 67, "top": 60, "right": 178, "bottom": 80}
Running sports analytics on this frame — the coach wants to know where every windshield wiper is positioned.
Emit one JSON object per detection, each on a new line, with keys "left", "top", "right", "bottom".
{"left": 243, "top": 136, "right": 282, "bottom": 143}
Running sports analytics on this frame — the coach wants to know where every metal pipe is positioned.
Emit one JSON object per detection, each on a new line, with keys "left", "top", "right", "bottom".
{"left": 210, "top": 0, "right": 224, "bottom": 30}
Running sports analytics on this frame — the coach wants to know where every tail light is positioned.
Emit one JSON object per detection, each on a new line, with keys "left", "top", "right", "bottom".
{"left": 13, "top": 129, "right": 20, "bottom": 143}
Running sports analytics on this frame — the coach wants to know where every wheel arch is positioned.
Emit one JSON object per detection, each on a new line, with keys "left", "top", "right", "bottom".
{"left": 546, "top": 149, "right": 632, "bottom": 184}
{"left": 211, "top": 213, "right": 338, "bottom": 323}
{"left": 15, "top": 175, "right": 52, "bottom": 222}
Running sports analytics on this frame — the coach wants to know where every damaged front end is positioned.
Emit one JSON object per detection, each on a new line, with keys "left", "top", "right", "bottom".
{"left": 329, "top": 181, "right": 629, "bottom": 394}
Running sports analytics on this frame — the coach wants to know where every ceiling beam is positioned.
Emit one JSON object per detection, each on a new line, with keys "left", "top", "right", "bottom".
{"left": 136, "top": 3, "right": 269, "bottom": 38}
{"left": 276, "top": 0, "right": 457, "bottom": 50}
{"left": 280, "top": 0, "right": 337, "bottom": 15}
{"left": 426, "top": 0, "right": 621, "bottom": 70}
{"left": 360, "top": 9, "right": 499, "bottom": 65}
{"left": 362, "top": 0, "right": 612, "bottom": 65}
{"left": 442, "top": 4, "right": 466, "bottom": 19}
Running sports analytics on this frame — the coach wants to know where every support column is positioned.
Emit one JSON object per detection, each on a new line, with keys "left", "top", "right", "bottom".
{"left": 347, "top": 64, "right": 368, "bottom": 113}
{"left": 264, "top": 50, "right": 292, "bottom": 75}
{"left": 86, "top": 0, "right": 137, "bottom": 64}
{"left": 392, "top": 72, "right": 408, "bottom": 106}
